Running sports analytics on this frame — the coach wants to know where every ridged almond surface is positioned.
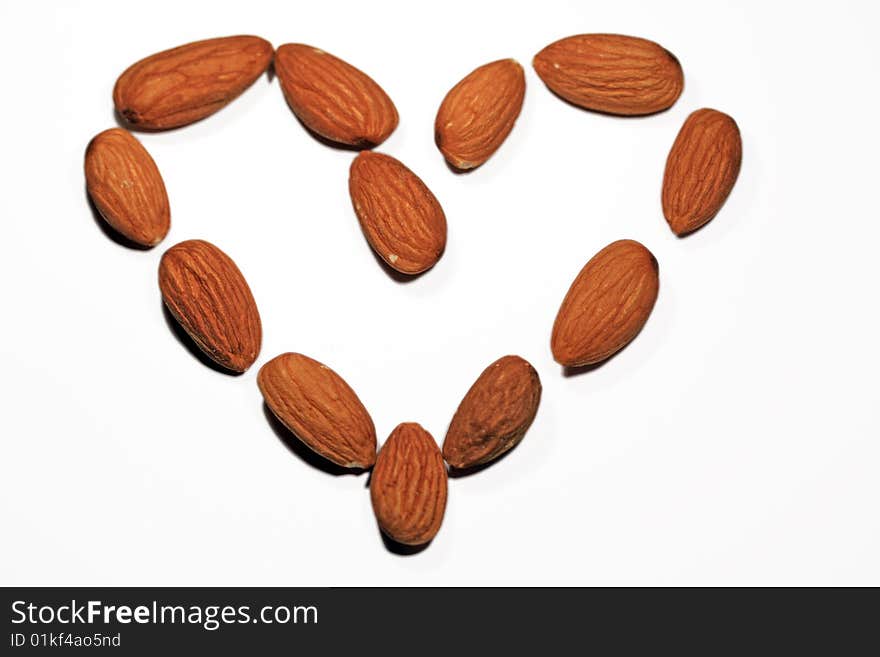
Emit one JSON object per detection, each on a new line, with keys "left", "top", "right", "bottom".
{"left": 274, "top": 43, "right": 398, "bottom": 148}
{"left": 349, "top": 151, "right": 447, "bottom": 274}
{"left": 257, "top": 353, "right": 377, "bottom": 469}
{"left": 533, "top": 34, "right": 683, "bottom": 115}
{"left": 662, "top": 108, "right": 742, "bottom": 236}
{"left": 113, "top": 35, "right": 273, "bottom": 130}
{"left": 159, "top": 240, "right": 262, "bottom": 372}
{"left": 552, "top": 240, "right": 659, "bottom": 367}
{"left": 84, "top": 128, "right": 170, "bottom": 247}
{"left": 443, "top": 355, "right": 541, "bottom": 470}
{"left": 370, "top": 423, "right": 447, "bottom": 546}
{"left": 435, "top": 58, "right": 525, "bottom": 170}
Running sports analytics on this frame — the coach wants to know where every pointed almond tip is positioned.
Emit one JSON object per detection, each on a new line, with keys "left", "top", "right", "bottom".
{"left": 229, "top": 353, "right": 258, "bottom": 373}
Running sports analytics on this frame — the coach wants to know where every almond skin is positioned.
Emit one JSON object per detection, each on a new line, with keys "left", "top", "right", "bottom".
{"left": 662, "top": 108, "right": 742, "bottom": 236}
{"left": 443, "top": 355, "right": 541, "bottom": 470}
{"left": 257, "top": 353, "right": 377, "bottom": 469}
{"left": 349, "top": 151, "right": 447, "bottom": 274}
{"left": 533, "top": 34, "right": 683, "bottom": 115}
{"left": 370, "top": 423, "right": 447, "bottom": 546}
{"left": 274, "top": 44, "right": 398, "bottom": 148}
{"left": 114, "top": 35, "right": 273, "bottom": 130}
{"left": 435, "top": 58, "right": 525, "bottom": 170}
{"left": 552, "top": 240, "right": 659, "bottom": 367}
{"left": 85, "top": 128, "right": 170, "bottom": 247}
{"left": 159, "top": 240, "right": 261, "bottom": 372}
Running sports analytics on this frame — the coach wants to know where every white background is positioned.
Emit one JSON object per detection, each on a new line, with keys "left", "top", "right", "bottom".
{"left": 1, "top": 0, "right": 878, "bottom": 586}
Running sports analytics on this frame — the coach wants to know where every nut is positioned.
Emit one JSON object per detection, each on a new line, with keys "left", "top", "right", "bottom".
{"left": 370, "top": 423, "right": 448, "bottom": 546}
{"left": 159, "top": 239, "right": 262, "bottom": 372}
{"left": 114, "top": 35, "right": 273, "bottom": 130}
{"left": 443, "top": 355, "right": 541, "bottom": 469}
{"left": 258, "top": 353, "right": 377, "bottom": 469}
{"left": 274, "top": 43, "right": 398, "bottom": 148}
{"left": 552, "top": 239, "right": 659, "bottom": 367}
{"left": 533, "top": 34, "right": 683, "bottom": 115}
{"left": 349, "top": 151, "right": 447, "bottom": 274}
{"left": 85, "top": 128, "right": 170, "bottom": 247}
{"left": 662, "top": 108, "right": 742, "bottom": 236}
{"left": 435, "top": 58, "right": 526, "bottom": 169}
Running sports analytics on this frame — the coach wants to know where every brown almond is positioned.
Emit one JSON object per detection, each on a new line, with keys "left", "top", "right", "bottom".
{"left": 533, "top": 34, "right": 683, "bottom": 115}
{"left": 114, "top": 35, "right": 273, "bottom": 130}
{"left": 85, "top": 128, "right": 170, "bottom": 247}
{"left": 159, "top": 240, "right": 261, "bottom": 372}
{"left": 370, "top": 423, "right": 447, "bottom": 546}
{"left": 349, "top": 151, "right": 447, "bottom": 274}
{"left": 443, "top": 355, "right": 541, "bottom": 470}
{"left": 274, "top": 44, "right": 398, "bottom": 148}
{"left": 257, "top": 353, "right": 377, "bottom": 469}
{"left": 662, "top": 108, "right": 742, "bottom": 236}
{"left": 552, "top": 240, "right": 659, "bottom": 367}
{"left": 435, "top": 58, "right": 526, "bottom": 170}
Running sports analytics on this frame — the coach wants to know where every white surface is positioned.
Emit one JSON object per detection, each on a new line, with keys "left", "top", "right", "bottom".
{"left": 1, "top": 0, "right": 878, "bottom": 586}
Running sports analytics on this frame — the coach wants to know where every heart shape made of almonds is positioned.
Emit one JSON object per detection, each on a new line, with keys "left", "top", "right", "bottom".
{"left": 85, "top": 33, "right": 741, "bottom": 552}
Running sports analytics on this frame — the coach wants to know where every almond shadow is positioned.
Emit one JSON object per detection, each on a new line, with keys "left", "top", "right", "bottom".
{"left": 160, "top": 302, "right": 244, "bottom": 376}
{"left": 379, "top": 528, "right": 432, "bottom": 556}
{"left": 261, "top": 403, "right": 366, "bottom": 477}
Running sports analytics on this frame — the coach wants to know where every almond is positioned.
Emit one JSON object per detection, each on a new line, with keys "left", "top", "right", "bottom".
{"left": 370, "top": 423, "right": 447, "bottom": 546}
{"left": 435, "top": 58, "right": 525, "bottom": 170}
{"left": 552, "top": 239, "right": 659, "bottom": 367}
{"left": 349, "top": 151, "right": 447, "bottom": 274}
{"left": 662, "top": 108, "right": 742, "bottom": 236}
{"left": 443, "top": 355, "right": 541, "bottom": 470}
{"left": 159, "top": 240, "right": 261, "bottom": 372}
{"left": 274, "top": 44, "right": 398, "bottom": 148}
{"left": 114, "top": 35, "right": 273, "bottom": 130}
{"left": 257, "top": 353, "right": 377, "bottom": 469}
{"left": 533, "top": 34, "right": 683, "bottom": 116}
{"left": 84, "top": 128, "right": 170, "bottom": 247}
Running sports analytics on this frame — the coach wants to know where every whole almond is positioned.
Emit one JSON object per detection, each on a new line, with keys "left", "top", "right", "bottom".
{"left": 114, "top": 35, "right": 273, "bottom": 130}
{"left": 257, "top": 353, "right": 377, "bottom": 469}
{"left": 370, "top": 423, "right": 447, "bottom": 546}
{"left": 533, "top": 34, "right": 683, "bottom": 116}
{"left": 443, "top": 355, "right": 541, "bottom": 470}
{"left": 349, "top": 151, "right": 447, "bottom": 274}
{"left": 435, "top": 58, "right": 526, "bottom": 170}
{"left": 159, "top": 240, "right": 261, "bottom": 372}
{"left": 552, "top": 239, "right": 659, "bottom": 367}
{"left": 85, "top": 128, "right": 170, "bottom": 247}
{"left": 662, "top": 108, "right": 742, "bottom": 236}
{"left": 274, "top": 44, "right": 398, "bottom": 148}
